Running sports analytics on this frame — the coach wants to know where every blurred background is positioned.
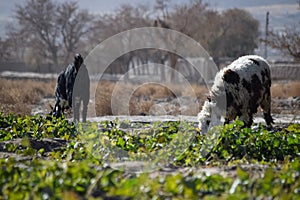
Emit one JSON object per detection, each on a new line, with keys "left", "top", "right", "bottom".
{"left": 0, "top": 0, "right": 299, "bottom": 71}
{"left": 0, "top": 0, "right": 299, "bottom": 117}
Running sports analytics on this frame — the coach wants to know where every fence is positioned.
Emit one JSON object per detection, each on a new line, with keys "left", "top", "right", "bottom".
{"left": 270, "top": 63, "right": 300, "bottom": 81}
{"left": 1, "top": 61, "right": 299, "bottom": 82}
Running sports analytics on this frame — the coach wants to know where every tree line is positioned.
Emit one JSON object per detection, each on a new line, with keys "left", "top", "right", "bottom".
{"left": 0, "top": 0, "right": 299, "bottom": 73}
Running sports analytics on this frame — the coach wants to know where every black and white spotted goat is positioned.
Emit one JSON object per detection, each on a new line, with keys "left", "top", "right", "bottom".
{"left": 198, "top": 55, "right": 274, "bottom": 133}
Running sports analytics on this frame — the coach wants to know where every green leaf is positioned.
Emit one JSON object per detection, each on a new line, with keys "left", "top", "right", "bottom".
{"left": 237, "top": 167, "right": 249, "bottom": 181}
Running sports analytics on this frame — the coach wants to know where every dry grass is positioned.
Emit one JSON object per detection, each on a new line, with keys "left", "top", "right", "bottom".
{"left": 94, "top": 81, "right": 115, "bottom": 116}
{"left": 271, "top": 81, "right": 300, "bottom": 98}
{"left": 0, "top": 78, "right": 299, "bottom": 116}
{"left": 0, "top": 78, "right": 56, "bottom": 115}
{"left": 129, "top": 83, "right": 177, "bottom": 115}
{"left": 94, "top": 81, "right": 175, "bottom": 115}
{"left": 95, "top": 81, "right": 209, "bottom": 116}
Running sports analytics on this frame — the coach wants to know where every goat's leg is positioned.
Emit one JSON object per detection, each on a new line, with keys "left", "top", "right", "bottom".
{"left": 239, "top": 112, "right": 253, "bottom": 127}
{"left": 55, "top": 104, "right": 62, "bottom": 118}
{"left": 260, "top": 90, "right": 274, "bottom": 126}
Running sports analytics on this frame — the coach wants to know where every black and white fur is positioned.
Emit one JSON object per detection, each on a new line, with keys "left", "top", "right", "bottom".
{"left": 198, "top": 55, "right": 273, "bottom": 133}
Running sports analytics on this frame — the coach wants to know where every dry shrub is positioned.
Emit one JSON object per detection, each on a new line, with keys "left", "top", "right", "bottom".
{"left": 181, "top": 83, "right": 209, "bottom": 100}
{"left": 95, "top": 82, "right": 182, "bottom": 116}
{"left": 129, "top": 99, "right": 153, "bottom": 115}
{"left": 94, "top": 81, "right": 209, "bottom": 116}
{"left": 0, "top": 103, "right": 31, "bottom": 116}
{"left": 109, "top": 82, "right": 134, "bottom": 115}
{"left": 95, "top": 81, "right": 115, "bottom": 116}
{"left": 1, "top": 77, "right": 209, "bottom": 116}
{"left": 129, "top": 83, "right": 177, "bottom": 115}
{"left": 0, "top": 78, "right": 56, "bottom": 115}
{"left": 271, "top": 81, "right": 300, "bottom": 98}
{"left": 4, "top": 77, "right": 299, "bottom": 117}
{"left": 131, "top": 83, "right": 176, "bottom": 99}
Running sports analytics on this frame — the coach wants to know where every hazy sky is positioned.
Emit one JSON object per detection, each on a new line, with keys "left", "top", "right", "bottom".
{"left": 0, "top": 0, "right": 299, "bottom": 37}
{"left": 1, "top": 0, "right": 297, "bottom": 17}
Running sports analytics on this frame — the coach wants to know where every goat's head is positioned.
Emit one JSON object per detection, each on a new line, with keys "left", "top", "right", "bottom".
{"left": 197, "top": 100, "right": 212, "bottom": 134}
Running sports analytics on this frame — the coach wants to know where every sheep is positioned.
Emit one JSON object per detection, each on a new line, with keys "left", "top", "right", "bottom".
{"left": 198, "top": 55, "right": 273, "bottom": 133}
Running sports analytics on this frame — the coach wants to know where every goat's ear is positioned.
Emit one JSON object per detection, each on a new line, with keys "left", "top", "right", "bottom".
{"left": 207, "top": 96, "right": 212, "bottom": 102}
{"left": 248, "top": 58, "right": 260, "bottom": 66}
{"left": 49, "top": 104, "right": 53, "bottom": 110}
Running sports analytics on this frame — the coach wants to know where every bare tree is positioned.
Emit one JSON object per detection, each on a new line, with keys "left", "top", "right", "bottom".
{"left": 153, "top": 18, "right": 178, "bottom": 82}
{"left": 57, "top": 1, "right": 92, "bottom": 65}
{"left": 217, "top": 9, "right": 259, "bottom": 58}
{"left": 170, "top": 0, "right": 209, "bottom": 38}
{"left": 5, "top": 0, "right": 261, "bottom": 72}
{"left": 265, "top": 25, "right": 300, "bottom": 61}
{"left": 15, "top": 0, "right": 60, "bottom": 68}
{"left": 89, "top": 4, "right": 152, "bottom": 77}
{"left": 170, "top": 3, "right": 259, "bottom": 62}
{"left": 0, "top": 37, "right": 11, "bottom": 61}
{"left": 154, "top": 0, "right": 171, "bottom": 19}
{"left": 11, "top": 0, "right": 92, "bottom": 71}
{"left": 4, "top": 24, "right": 27, "bottom": 62}
{"left": 89, "top": 3, "right": 151, "bottom": 44}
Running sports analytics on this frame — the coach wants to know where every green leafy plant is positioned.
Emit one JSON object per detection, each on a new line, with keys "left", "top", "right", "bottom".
{"left": 0, "top": 113, "right": 300, "bottom": 199}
